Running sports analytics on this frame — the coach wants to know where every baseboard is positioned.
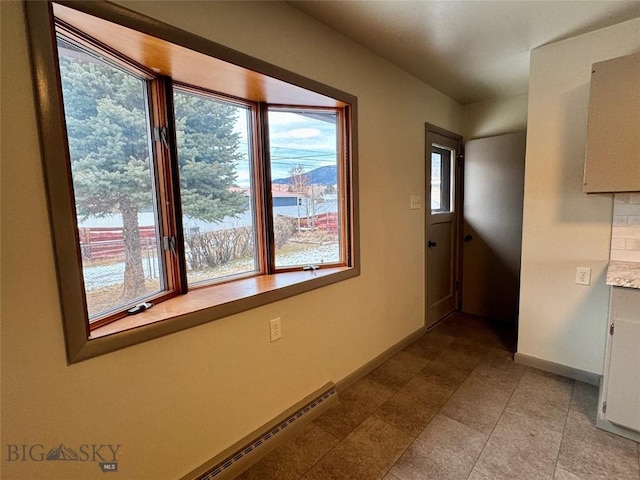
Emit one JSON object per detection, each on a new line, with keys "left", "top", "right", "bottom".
{"left": 514, "top": 352, "right": 601, "bottom": 386}
{"left": 596, "top": 413, "right": 640, "bottom": 442}
{"left": 335, "top": 326, "right": 427, "bottom": 392}
{"left": 179, "top": 383, "right": 338, "bottom": 480}
{"left": 596, "top": 375, "right": 640, "bottom": 442}
{"left": 180, "top": 327, "right": 426, "bottom": 480}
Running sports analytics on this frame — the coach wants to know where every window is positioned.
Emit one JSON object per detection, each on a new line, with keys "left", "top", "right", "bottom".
{"left": 268, "top": 108, "right": 345, "bottom": 269}
{"left": 57, "top": 36, "right": 165, "bottom": 322}
{"left": 430, "top": 147, "right": 453, "bottom": 213}
{"left": 26, "top": 1, "right": 358, "bottom": 362}
{"left": 173, "top": 88, "right": 259, "bottom": 286}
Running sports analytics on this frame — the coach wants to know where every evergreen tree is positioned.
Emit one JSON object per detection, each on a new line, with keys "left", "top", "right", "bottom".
{"left": 173, "top": 91, "right": 249, "bottom": 222}
{"left": 58, "top": 40, "right": 248, "bottom": 307}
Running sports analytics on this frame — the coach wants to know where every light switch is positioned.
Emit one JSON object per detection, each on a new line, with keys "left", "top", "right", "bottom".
{"left": 410, "top": 195, "right": 421, "bottom": 210}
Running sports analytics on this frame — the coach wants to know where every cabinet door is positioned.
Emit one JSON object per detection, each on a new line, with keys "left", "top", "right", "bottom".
{"left": 583, "top": 52, "right": 640, "bottom": 193}
{"left": 605, "top": 289, "right": 640, "bottom": 432}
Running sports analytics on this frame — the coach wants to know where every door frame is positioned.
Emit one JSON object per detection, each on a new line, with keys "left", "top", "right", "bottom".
{"left": 425, "top": 123, "right": 464, "bottom": 327}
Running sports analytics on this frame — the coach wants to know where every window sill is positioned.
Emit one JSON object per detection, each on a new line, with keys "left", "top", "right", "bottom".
{"left": 76, "top": 266, "right": 357, "bottom": 362}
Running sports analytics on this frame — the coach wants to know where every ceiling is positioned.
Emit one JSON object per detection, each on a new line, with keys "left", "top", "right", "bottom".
{"left": 287, "top": 1, "right": 640, "bottom": 105}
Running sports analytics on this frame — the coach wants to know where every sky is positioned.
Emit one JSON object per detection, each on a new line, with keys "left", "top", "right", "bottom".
{"left": 234, "top": 110, "right": 338, "bottom": 187}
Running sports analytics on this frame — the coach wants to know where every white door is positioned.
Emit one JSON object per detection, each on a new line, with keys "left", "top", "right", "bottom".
{"left": 426, "top": 125, "right": 462, "bottom": 327}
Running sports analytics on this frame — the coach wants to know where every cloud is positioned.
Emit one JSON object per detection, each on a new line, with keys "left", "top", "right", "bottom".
{"left": 268, "top": 111, "right": 308, "bottom": 125}
{"left": 288, "top": 128, "right": 321, "bottom": 139}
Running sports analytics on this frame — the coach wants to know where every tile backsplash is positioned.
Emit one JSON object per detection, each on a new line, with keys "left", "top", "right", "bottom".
{"left": 611, "top": 193, "right": 640, "bottom": 263}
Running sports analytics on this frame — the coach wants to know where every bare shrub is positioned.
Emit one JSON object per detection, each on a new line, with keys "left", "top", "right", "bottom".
{"left": 185, "top": 227, "right": 254, "bottom": 270}
{"left": 273, "top": 215, "right": 297, "bottom": 248}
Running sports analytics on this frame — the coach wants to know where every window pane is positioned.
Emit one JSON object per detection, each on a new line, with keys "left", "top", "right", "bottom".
{"left": 268, "top": 109, "right": 342, "bottom": 269}
{"left": 431, "top": 148, "right": 452, "bottom": 213}
{"left": 431, "top": 152, "right": 442, "bottom": 211}
{"left": 173, "top": 90, "right": 256, "bottom": 285}
{"left": 57, "top": 37, "right": 164, "bottom": 321}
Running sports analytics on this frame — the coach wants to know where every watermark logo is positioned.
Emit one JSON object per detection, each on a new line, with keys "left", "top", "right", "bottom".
{"left": 46, "top": 444, "right": 79, "bottom": 461}
{"left": 6, "top": 443, "right": 120, "bottom": 473}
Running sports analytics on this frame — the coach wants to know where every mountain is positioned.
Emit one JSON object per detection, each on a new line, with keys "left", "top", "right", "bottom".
{"left": 46, "top": 444, "right": 79, "bottom": 461}
{"left": 272, "top": 165, "right": 337, "bottom": 186}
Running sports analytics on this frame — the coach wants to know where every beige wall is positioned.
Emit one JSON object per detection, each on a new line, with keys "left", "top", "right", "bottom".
{"left": 0, "top": 1, "right": 462, "bottom": 479}
{"left": 518, "top": 18, "right": 640, "bottom": 375}
{"left": 463, "top": 93, "right": 528, "bottom": 140}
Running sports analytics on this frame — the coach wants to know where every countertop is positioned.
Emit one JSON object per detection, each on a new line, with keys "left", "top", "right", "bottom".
{"left": 606, "top": 261, "right": 640, "bottom": 289}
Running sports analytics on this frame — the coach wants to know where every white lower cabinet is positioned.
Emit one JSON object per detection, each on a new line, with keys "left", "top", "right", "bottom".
{"left": 597, "top": 286, "right": 640, "bottom": 441}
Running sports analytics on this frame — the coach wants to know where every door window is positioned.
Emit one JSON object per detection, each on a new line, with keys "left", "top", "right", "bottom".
{"left": 431, "top": 147, "right": 453, "bottom": 213}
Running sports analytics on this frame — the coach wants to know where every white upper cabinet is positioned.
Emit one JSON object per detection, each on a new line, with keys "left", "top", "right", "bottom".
{"left": 583, "top": 52, "right": 640, "bottom": 193}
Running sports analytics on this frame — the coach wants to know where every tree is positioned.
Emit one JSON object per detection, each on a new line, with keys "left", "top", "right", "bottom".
{"left": 173, "top": 92, "right": 249, "bottom": 222}
{"left": 288, "top": 164, "right": 327, "bottom": 229}
{"left": 58, "top": 41, "right": 248, "bottom": 306}
{"left": 289, "top": 164, "right": 308, "bottom": 233}
{"left": 60, "top": 52, "right": 152, "bottom": 302}
{"left": 324, "top": 184, "right": 336, "bottom": 195}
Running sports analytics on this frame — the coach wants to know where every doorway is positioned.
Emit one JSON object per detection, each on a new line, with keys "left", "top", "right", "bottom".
{"left": 462, "top": 132, "right": 526, "bottom": 324}
{"left": 425, "top": 124, "right": 463, "bottom": 327}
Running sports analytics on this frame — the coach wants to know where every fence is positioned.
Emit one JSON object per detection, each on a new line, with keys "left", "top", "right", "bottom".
{"left": 78, "top": 226, "right": 158, "bottom": 261}
{"left": 299, "top": 212, "right": 339, "bottom": 234}
{"left": 78, "top": 212, "right": 338, "bottom": 263}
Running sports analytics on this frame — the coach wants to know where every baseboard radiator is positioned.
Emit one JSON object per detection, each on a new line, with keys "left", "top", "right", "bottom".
{"left": 181, "top": 383, "right": 338, "bottom": 480}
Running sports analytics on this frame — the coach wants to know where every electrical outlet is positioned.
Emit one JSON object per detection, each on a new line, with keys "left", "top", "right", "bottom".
{"left": 576, "top": 267, "right": 591, "bottom": 286}
{"left": 270, "top": 317, "right": 282, "bottom": 342}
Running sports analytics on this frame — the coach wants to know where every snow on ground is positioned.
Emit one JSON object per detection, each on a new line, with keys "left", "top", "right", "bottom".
{"left": 82, "top": 242, "right": 340, "bottom": 291}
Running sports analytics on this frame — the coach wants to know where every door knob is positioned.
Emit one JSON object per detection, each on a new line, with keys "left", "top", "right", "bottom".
{"left": 428, "top": 240, "right": 437, "bottom": 248}
{"left": 464, "top": 234, "right": 473, "bottom": 242}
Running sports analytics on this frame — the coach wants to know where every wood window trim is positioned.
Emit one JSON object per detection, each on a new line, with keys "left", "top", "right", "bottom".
{"left": 53, "top": 1, "right": 349, "bottom": 108}
{"left": 90, "top": 266, "right": 356, "bottom": 337}
{"left": 25, "top": 0, "right": 360, "bottom": 364}
{"left": 265, "top": 105, "right": 351, "bottom": 273}
{"left": 87, "top": 267, "right": 358, "bottom": 360}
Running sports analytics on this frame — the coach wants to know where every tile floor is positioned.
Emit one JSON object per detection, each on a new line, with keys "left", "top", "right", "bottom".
{"left": 238, "top": 312, "right": 640, "bottom": 480}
